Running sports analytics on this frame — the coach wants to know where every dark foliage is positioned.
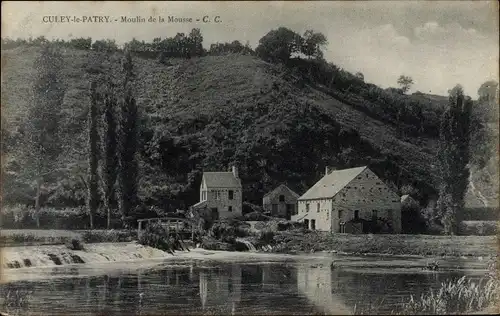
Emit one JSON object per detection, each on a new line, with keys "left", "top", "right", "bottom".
{"left": 87, "top": 81, "right": 100, "bottom": 229}
{"left": 437, "top": 86, "right": 473, "bottom": 235}
{"left": 116, "top": 50, "right": 139, "bottom": 227}
{"left": 66, "top": 238, "right": 85, "bottom": 250}
{"left": 208, "top": 40, "right": 254, "bottom": 56}
{"left": 138, "top": 222, "right": 181, "bottom": 252}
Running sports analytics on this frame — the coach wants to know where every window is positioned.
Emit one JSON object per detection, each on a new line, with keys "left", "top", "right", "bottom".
{"left": 279, "top": 195, "right": 285, "bottom": 202}
{"left": 338, "top": 210, "right": 343, "bottom": 219}
{"left": 215, "top": 191, "right": 221, "bottom": 200}
{"left": 317, "top": 203, "right": 320, "bottom": 213}
{"left": 228, "top": 206, "right": 233, "bottom": 212}
{"left": 228, "top": 190, "right": 234, "bottom": 200}
{"left": 354, "top": 210, "right": 359, "bottom": 220}
{"left": 306, "top": 204, "right": 310, "bottom": 212}
{"left": 304, "top": 219, "right": 309, "bottom": 228}
{"left": 202, "top": 191, "right": 206, "bottom": 201}
{"left": 372, "top": 210, "right": 377, "bottom": 221}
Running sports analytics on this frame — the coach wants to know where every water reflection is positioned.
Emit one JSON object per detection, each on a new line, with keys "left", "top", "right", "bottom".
{"left": 199, "top": 265, "right": 241, "bottom": 314}
{"left": 297, "top": 262, "right": 351, "bottom": 315}
{"left": 0, "top": 260, "right": 481, "bottom": 315}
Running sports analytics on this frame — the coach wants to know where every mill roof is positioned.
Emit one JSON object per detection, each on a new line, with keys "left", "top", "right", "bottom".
{"left": 264, "top": 183, "right": 300, "bottom": 199}
{"left": 298, "top": 166, "right": 368, "bottom": 200}
{"left": 203, "top": 172, "right": 242, "bottom": 188}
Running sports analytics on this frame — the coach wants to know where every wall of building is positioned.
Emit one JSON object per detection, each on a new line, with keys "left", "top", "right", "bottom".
{"left": 200, "top": 185, "right": 243, "bottom": 219}
{"left": 297, "top": 198, "right": 333, "bottom": 231}
{"left": 262, "top": 185, "right": 298, "bottom": 218}
{"left": 297, "top": 168, "right": 402, "bottom": 233}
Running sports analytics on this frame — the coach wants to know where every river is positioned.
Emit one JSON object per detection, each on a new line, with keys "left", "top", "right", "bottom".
{"left": 0, "top": 251, "right": 489, "bottom": 315}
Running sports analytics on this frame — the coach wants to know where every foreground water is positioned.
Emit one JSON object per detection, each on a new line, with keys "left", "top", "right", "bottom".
{"left": 0, "top": 252, "right": 488, "bottom": 315}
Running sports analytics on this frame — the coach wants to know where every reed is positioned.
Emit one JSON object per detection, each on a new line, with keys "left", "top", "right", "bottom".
{"left": 398, "top": 276, "right": 499, "bottom": 315}
{"left": 353, "top": 257, "right": 499, "bottom": 315}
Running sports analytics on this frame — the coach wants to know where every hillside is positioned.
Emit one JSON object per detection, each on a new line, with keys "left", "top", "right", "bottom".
{"left": 1, "top": 45, "right": 497, "bottom": 211}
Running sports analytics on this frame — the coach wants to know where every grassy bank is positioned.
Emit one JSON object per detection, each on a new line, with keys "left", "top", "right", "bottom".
{"left": 271, "top": 231, "right": 498, "bottom": 257}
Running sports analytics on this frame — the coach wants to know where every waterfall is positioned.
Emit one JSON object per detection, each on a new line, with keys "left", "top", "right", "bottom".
{"left": 235, "top": 238, "right": 256, "bottom": 252}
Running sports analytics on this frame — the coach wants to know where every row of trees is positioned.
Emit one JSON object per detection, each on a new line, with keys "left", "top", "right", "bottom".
{"left": 4, "top": 42, "right": 140, "bottom": 228}
{"left": 1, "top": 31, "right": 255, "bottom": 59}
{"left": 86, "top": 49, "right": 140, "bottom": 228}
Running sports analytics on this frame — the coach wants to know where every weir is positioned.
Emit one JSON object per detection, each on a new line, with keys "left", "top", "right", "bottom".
{"left": 1, "top": 243, "right": 170, "bottom": 270}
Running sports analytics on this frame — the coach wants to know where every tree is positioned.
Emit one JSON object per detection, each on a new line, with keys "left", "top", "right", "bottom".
{"left": 117, "top": 49, "right": 139, "bottom": 228}
{"left": 437, "top": 85, "right": 473, "bottom": 235}
{"left": 397, "top": 75, "right": 414, "bottom": 94}
{"left": 255, "top": 27, "right": 303, "bottom": 63}
{"left": 355, "top": 72, "right": 364, "bottom": 82}
{"left": 69, "top": 37, "right": 92, "bottom": 50}
{"left": 477, "top": 80, "right": 499, "bottom": 123}
{"left": 87, "top": 81, "right": 100, "bottom": 229}
{"left": 100, "top": 82, "right": 119, "bottom": 229}
{"left": 301, "top": 30, "right": 327, "bottom": 59}
{"left": 91, "top": 39, "right": 118, "bottom": 52}
{"left": 14, "top": 44, "right": 66, "bottom": 226}
{"left": 478, "top": 80, "right": 499, "bottom": 103}
{"left": 188, "top": 28, "right": 204, "bottom": 57}
{"left": 122, "top": 48, "right": 135, "bottom": 87}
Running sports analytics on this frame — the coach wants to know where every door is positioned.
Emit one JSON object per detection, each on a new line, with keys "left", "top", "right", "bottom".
{"left": 304, "top": 219, "right": 309, "bottom": 229}
{"left": 211, "top": 208, "right": 219, "bottom": 221}
{"left": 286, "top": 204, "right": 293, "bottom": 220}
{"left": 311, "top": 219, "right": 316, "bottom": 230}
{"left": 272, "top": 204, "right": 278, "bottom": 215}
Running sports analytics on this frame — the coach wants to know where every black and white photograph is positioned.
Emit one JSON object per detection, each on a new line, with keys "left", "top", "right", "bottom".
{"left": 1, "top": 1, "right": 499, "bottom": 315}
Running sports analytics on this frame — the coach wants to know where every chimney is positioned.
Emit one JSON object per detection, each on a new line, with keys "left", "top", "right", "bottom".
{"left": 232, "top": 166, "right": 239, "bottom": 178}
{"left": 325, "top": 166, "right": 336, "bottom": 176}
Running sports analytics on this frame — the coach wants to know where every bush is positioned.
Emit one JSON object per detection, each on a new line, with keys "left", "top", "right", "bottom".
{"left": 462, "top": 208, "right": 499, "bottom": 221}
{"left": 401, "top": 206, "right": 428, "bottom": 234}
{"left": 80, "top": 230, "right": 135, "bottom": 243}
{"left": 259, "top": 229, "right": 275, "bottom": 245}
{"left": 242, "top": 202, "right": 265, "bottom": 215}
{"left": 138, "top": 222, "right": 173, "bottom": 252}
{"left": 459, "top": 221, "right": 498, "bottom": 236}
{"left": 244, "top": 211, "right": 269, "bottom": 221}
{"left": 200, "top": 236, "right": 234, "bottom": 251}
{"left": 66, "top": 238, "right": 85, "bottom": 250}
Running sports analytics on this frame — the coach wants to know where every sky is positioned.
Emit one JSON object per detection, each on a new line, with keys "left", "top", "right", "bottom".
{"left": 2, "top": 1, "right": 498, "bottom": 98}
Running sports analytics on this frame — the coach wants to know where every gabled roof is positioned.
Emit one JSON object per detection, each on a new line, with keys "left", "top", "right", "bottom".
{"left": 203, "top": 172, "right": 242, "bottom": 188}
{"left": 298, "top": 166, "right": 367, "bottom": 200}
{"left": 191, "top": 200, "right": 208, "bottom": 209}
{"left": 264, "top": 183, "right": 300, "bottom": 199}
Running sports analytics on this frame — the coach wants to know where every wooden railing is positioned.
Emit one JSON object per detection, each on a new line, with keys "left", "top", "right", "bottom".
{"left": 137, "top": 217, "right": 196, "bottom": 240}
